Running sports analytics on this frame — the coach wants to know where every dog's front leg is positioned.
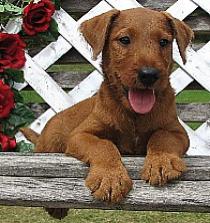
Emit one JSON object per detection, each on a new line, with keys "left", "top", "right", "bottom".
{"left": 65, "top": 132, "right": 133, "bottom": 203}
{"left": 141, "top": 125, "right": 189, "bottom": 186}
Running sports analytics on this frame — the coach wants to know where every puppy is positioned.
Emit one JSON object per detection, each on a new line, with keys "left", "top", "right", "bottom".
{"left": 21, "top": 8, "right": 192, "bottom": 219}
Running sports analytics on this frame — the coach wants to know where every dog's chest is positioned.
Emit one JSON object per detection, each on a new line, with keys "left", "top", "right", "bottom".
{"left": 116, "top": 130, "right": 151, "bottom": 155}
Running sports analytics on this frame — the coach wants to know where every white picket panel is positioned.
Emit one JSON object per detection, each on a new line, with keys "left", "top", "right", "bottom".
{"left": 191, "top": 0, "right": 210, "bottom": 14}
{"left": 106, "top": 0, "right": 142, "bottom": 10}
{"left": 53, "top": 9, "right": 102, "bottom": 72}
{"left": 179, "top": 119, "right": 210, "bottom": 155}
{"left": 23, "top": 54, "right": 73, "bottom": 112}
{"left": 33, "top": 36, "right": 71, "bottom": 71}
{"left": 173, "top": 44, "right": 210, "bottom": 92}
{"left": 170, "top": 42, "right": 210, "bottom": 94}
{"left": 12, "top": 0, "right": 210, "bottom": 155}
{"left": 5, "top": 17, "right": 22, "bottom": 34}
{"left": 14, "top": 36, "right": 71, "bottom": 91}
{"left": 196, "top": 121, "right": 210, "bottom": 144}
{"left": 166, "top": 0, "right": 197, "bottom": 20}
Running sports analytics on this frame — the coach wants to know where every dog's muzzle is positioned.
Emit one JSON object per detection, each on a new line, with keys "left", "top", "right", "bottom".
{"left": 138, "top": 66, "right": 160, "bottom": 87}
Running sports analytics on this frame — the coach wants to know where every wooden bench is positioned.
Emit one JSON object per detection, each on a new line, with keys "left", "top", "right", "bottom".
{"left": 1, "top": 152, "right": 210, "bottom": 212}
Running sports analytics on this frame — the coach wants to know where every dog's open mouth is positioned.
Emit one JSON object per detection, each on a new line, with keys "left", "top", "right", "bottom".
{"left": 128, "top": 88, "right": 156, "bottom": 114}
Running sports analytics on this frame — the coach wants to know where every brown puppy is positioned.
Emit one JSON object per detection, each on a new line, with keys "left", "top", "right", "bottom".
{"left": 21, "top": 8, "right": 192, "bottom": 219}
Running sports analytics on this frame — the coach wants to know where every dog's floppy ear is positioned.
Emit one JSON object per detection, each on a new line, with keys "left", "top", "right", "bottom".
{"left": 80, "top": 9, "right": 120, "bottom": 60}
{"left": 162, "top": 12, "right": 194, "bottom": 64}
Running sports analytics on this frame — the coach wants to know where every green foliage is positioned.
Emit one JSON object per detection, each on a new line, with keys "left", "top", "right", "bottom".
{"left": 49, "top": 18, "right": 59, "bottom": 39}
{"left": 0, "top": 69, "right": 25, "bottom": 85}
{"left": 0, "top": 0, "right": 59, "bottom": 153}
{"left": 52, "top": 0, "right": 61, "bottom": 10}
{"left": 16, "top": 140, "right": 34, "bottom": 152}
{"left": 0, "top": 0, "right": 23, "bottom": 26}
{"left": 1, "top": 103, "right": 35, "bottom": 136}
{"left": 20, "top": 23, "right": 59, "bottom": 50}
{"left": 0, "top": 68, "right": 34, "bottom": 139}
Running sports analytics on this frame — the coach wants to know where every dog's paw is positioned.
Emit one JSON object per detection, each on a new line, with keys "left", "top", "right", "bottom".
{"left": 141, "top": 153, "right": 186, "bottom": 186}
{"left": 85, "top": 164, "right": 133, "bottom": 203}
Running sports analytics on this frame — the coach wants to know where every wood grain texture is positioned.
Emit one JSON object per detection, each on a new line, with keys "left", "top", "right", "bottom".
{"left": 61, "top": 1, "right": 210, "bottom": 32}
{"left": 28, "top": 102, "right": 210, "bottom": 122}
{"left": 1, "top": 153, "right": 210, "bottom": 212}
{"left": 0, "top": 153, "right": 210, "bottom": 180}
{"left": 29, "top": 43, "right": 206, "bottom": 63}
{"left": 60, "top": 0, "right": 187, "bottom": 12}
{"left": 2, "top": 177, "right": 210, "bottom": 212}
{"left": 177, "top": 103, "right": 210, "bottom": 122}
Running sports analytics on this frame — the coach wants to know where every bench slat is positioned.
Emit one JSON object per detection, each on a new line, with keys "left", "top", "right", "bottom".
{"left": 1, "top": 176, "right": 210, "bottom": 212}
{"left": 1, "top": 153, "right": 210, "bottom": 180}
{"left": 1, "top": 154, "right": 210, "bottom": 212}
{"left": 24, "top": 102, "right": 210, "bottom": 122}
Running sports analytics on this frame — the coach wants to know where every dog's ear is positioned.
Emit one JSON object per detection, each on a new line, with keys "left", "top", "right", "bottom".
{"left": 162, "top": 12, "right": 194, "bottom": 64}
{"left": 80, "top": 9, "right": 120, "bottom": 60}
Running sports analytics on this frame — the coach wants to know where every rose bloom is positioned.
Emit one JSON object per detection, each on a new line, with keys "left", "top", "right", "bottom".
{"left": 0, "top": 33, "right": 26, "bottom": 72}
{"left": 0, "top": 132, "right": 16, "bottom": 152}
{"left": 23, "top": 0, "right": 55, "bottom": 35}
{"left": 0, "top": 80, "right": 15, "bottom": 119}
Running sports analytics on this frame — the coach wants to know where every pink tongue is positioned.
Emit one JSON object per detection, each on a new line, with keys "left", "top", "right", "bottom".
{"left": 128, "top": 89, "right": 156, "bottom": 114}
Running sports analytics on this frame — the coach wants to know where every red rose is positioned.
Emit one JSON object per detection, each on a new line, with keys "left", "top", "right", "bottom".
{"left": 0, "top": 80, "right": 15, "bottom": 119}
{"left": 0, "top": 33, "right": 26, "bottom": 72}
{"left": 0, "top": 132, "right": 16, "bottom": 152}
{"left": 23, "top": 0, "right": 55, "bottom": 35}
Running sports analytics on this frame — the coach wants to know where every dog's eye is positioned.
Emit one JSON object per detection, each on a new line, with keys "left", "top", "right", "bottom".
{"left": 119, "top": 36, "right": 131, "bottom": 45}
{"left": 160, "top": 39, "right": 169, "bottom": 47}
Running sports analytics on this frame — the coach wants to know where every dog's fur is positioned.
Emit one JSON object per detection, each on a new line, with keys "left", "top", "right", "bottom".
{"left": 21, "top": 8, "right": 193, "bottom": 219}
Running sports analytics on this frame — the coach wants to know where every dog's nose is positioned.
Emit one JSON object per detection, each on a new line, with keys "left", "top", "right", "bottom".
{"left": 138, "top": 67, "right": 160, "bottom": 87}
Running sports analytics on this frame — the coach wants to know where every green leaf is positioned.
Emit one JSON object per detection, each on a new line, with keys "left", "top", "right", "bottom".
{"left": 49, "top": 18, "right": 59, "bottom": 40}
{"left": 1, "top": 103, "right": 35, "bottom": 136}
{"left": 4, "top": 3, "right": 22, "bottom": 14}
{"left": 0, "top": 5, "right": 4, "bottom": 12}
{"left": 13, "top": 88, "right": 24, "bottom": 103}
{"left": 10, "top": 102, "right": 35, "bottom": 126}
{"left": 52, "top": 0, "right": 60, "bottom": 10}
{"left": 1, "top": 120, "right": 15, "bottom": 136}
{"left": 16, "top": 140, "right": 34, "bottom": 152}
{"left": 5, "top": 69, "right": 25, "bottom": 83}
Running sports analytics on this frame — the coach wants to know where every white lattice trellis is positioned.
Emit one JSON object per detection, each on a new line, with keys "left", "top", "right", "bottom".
{"left": 7, "top": 0, "right": 210, "bottom": 155}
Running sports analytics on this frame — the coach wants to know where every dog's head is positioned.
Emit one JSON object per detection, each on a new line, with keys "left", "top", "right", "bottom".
{"left": 80, "top": 8, "right": 194, "bottom": 114}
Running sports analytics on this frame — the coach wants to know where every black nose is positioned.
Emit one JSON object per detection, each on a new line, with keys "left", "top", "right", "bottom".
{"left": 138, "top": 66, "right": 160, "bottom": 87}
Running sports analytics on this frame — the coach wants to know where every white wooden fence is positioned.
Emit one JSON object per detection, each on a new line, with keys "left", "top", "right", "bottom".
{"left": 6, "top": 0, "right": 210, "bottom": 155}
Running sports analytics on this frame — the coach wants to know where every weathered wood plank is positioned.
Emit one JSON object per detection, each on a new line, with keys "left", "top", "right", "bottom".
{"left": 28, "top": 102, "right": 210, "bottom": 122}
{"left": 2, "top": 176, "right": 210, "bottom": 212}
{"left": 177, "top": 103, "right": 210, "bottom": 122}
{"left": 61, "top": 0, "right": 210, "bottom": 33}
{"left": 21, "top": 75, "right": 206, "bottom": 91}
{"left": 22, "top": 54, "right": 74, "bottom": 112}
{"left": 1, "top": 154, "right": 210, "bottom": 212}
{"left": 51, "top": 72, "right": 89, "bottom": 88}
{"left": 29, "top": 103, "right": 49, "bottom": 118}
{"left": 61, "top": 0, "right": 177, "bottom": 12}
{"left": 29, "top": 42, "right": 206, "bottom": 63}
{"left": 1, "top": 154, "right": 210, "bottom": 181}
{"left": 186, "top": 14, "right": 210, "bottom": 32}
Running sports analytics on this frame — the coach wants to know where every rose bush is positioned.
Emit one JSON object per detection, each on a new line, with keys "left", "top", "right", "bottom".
{"left": 0, "top": 33, "right": 26, "bottom": 73}
{"left": 23, "top": 0, "right": 55, "bottom": 35}
{"left": 0, "top": 0, "right": 59, "bottom": 152}
{"left": 0, "top": 80, "right": 15, "bottom": 119}
{"left": 0, "top": 132, "right": 16, "bottom": 152}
